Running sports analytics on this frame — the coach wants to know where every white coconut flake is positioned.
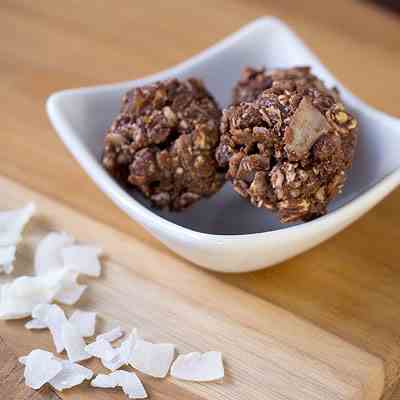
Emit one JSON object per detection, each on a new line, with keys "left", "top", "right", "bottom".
{"left": 91, "top": 371, "right": 147, "bottom": 399}
{"left": 91, "top": 373, "right": 118, "bottom": 388}
{"left": 118, "top": 329, "right": 138, "bottom": 362}
{"left": 49, "top": 359, "right": 93, "bottom": 391}
{"left": 69, "top": 310, "right": 96, "bottom": 337}
{"left": 0, "top": 254, "right": 91, "bottom": 320}
{"left": 34, "top": 232, "right": 74, "bottom": 276}
{"left": 62, "top": 245, "right": 103, "bottom": 277}
{"left": 101, "top": 329, "right": 136, "bottom": 371}
{"left": 129, "top": 338, "right": 175, "bottom": 378}
{"left": 0, "top": 263, "right": 90, "bottom": 320}
{"left": 25, "top": 318, "right": 48, "bottom": 330}
{"left": 120, "top": 329, "right": 138, "bottom": 359}
{"left": 18, "top": 356, "right": 28, "bottom": 365}
{"left": 32, "top": 304, "right": 68, "bottom": 353}
{"left": 170, "top": 351, "right": 224, "bottom": 382}
{"left": 23, "top": 349, "right": 62, "bottom": 390}
{"left": 96, "top": 326, "right": 123, "bottom": 343}
{"left": 54, "top": 270, "right": 87, "bottom": 305}
{"left": 21, "top": 350, "right": 93, "bottom": 392}
{"left": 55, "top": 284, "right": 87, "bottom": 305}
{"left": 0, "top": 203, "right": 35, "bottom": 247}
{"left": 0, "top": 275, "right": 61, "bottom": 320}
{"left": 113, "top": 370, "right": 147, "bottom": 399}
{"left": 0, "top": 245, "right": 16, "bottom": 274}
{"left": 84, "top": 338, "right": 117, "bottom": 362}
{"left": 42, "top": 269, "right": 71, "bottom": 293}
{"left": 101, "top": 341, "right": 127, "bottom": 371}
{"left": 101, "top": 353, "right": 126, "bottom": 372}
{"left": 61, "top": 321, "right": 91, "bottom": 362}
{"left": 1, "top": 261, "right": 14, "bottom": 274}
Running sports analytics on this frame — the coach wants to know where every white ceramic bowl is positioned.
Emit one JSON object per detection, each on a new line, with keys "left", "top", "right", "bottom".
{"left": 47, "top": 17, "right": 400, "bottom": 273}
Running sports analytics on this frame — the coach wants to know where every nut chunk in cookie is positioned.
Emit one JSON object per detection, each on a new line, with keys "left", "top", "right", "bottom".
{"left": 102, "top": 78, "right": 224, "bottom": 210}
{"left": 217, "top": 66, "right": 358, "bottom": 223}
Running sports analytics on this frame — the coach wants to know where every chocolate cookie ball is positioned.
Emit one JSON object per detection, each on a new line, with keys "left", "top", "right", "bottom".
{"left": 102, "top": 78, "right": 224, "bottom": 210}
{"left": 216, "top": 67, "right": 358, "bottom": 223}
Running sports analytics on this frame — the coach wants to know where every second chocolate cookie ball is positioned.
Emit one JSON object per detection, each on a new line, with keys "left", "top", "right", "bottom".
{"left": 217, "top": 66, "right": 358, "bottom": 223}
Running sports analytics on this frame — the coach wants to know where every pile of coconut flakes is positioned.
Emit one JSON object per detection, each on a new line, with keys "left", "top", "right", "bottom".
{"left": 0, "top": 204, "right": 224, "bottom": 399}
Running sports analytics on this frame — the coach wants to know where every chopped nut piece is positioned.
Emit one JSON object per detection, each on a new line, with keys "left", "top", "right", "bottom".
{"left": 285, "top": 97, "right": 330, "bottom": 160}
{"left": 335, "top": 111, "right": 349, "bottom": 124}
{"left": 348, "top": 119, "right": 358, "bottom": 130}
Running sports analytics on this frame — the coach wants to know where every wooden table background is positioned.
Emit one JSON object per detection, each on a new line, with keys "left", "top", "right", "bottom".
{"left": 1, "top": 0, "right": 400, "bottom": 398}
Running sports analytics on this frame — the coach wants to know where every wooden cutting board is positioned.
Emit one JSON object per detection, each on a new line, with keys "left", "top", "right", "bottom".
{"left": 1, "top": 1, "right": 400, "bottom": 399}
{"left": 0, "top": 336, "right": 61, "bottom": 400}
{"left": 0, "top": 175, "right": 390, "bottom": 400}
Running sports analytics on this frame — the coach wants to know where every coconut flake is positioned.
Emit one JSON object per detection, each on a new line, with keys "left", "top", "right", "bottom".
{"left": 120, "top": 329, "right": 138, "bottom": 360}
{"left": 34, "top": 232, "right": 74, "bottom": 276}
{"left": 113, "top": 370, "right": 147, "bottom": 399}
{"left": 0, "top": 268, "right": 87, "bottom": 320}
{"left": 40, "top": 268, "right": 86, "bottom": 306}
{"left": 69, "top": 310, "right": 96, "bottom": 337}
{"left": 49, "top": 359, "right": 93, "bottom": 391}
{"left": 170, "top": 351, "right": 224, "bottom": 382}
{"left": 101, "top": 329, "right": 136, "bottom": 371}
{"left": 91, "top": 371, "right": 147, "bottom": 399}
{"left": 129, "top": 338, "right": 175, "bottom": 378}
{"left": 32, "top": 304, "right": 68, "bottom": 353}
{"left": 25, "top": 318, "right": 48, "bottom": 330}
{"left": 61, "top": 321, "right": 91, "bottom": 362}
{"left": 1, "top": 262, "right": 14, "bottom": 274}
{"left": 62, "top": 245, "right": 103, "bottom": 277}
{"left": 21, "top": 349, "right": 93, "bottom": 392}
{"left": 0, "top": 274, "right": 61, "bottom": 320}
{"left": 117, "top": 329, "right": 137, "bottom": 361}
{"left": 96, "top": 326, "right": 123, "bottom": 343}
{"left": 91, "top": 373, "right": 118, "bottom": 388}
{"left": 101, "top": 353, "right": 126, "bottom": 372}
{"left": 19, "top": 356, "right": 28, "bottom": 365}
{"left": 0, "top": 246, "right": 16, "bottom": 274}
{"left": 0, "top": 203, "right": 35, "bottom": 247}
{"left": 84, "top": 339, "right": 117, "bottom": 362}
{"left": 23, "top": 349, "right": 62, "bottom": 390}
{"left": 55, "top": 283, "right": 87, "bottom": 305}
{"left": 54, "top": 270, "right": 87, "bottom": 305}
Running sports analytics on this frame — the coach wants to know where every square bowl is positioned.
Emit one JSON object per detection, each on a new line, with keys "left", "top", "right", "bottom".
{"left": 47, "top": 17, "right": 400, "bottom": 272}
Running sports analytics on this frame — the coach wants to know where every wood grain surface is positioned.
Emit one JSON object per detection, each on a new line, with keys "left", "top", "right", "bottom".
{"left": 1, "top": 0, "right": 400, "bottom": 399}
{"left": 0, "top": 335, "right": 60, "bottom": 400}
{"left": 0, "top": 176, "right": 387, "bottom": 400}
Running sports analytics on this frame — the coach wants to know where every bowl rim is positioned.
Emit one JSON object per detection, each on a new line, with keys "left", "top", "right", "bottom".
{"left": 46, "top": 16, "right": 400, "bottom": 242}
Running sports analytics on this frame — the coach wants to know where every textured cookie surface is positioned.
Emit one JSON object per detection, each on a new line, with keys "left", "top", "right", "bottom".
{"left": 217, "top": 66, "right": 358, "bottom": 223}
{"left": 102, "top": 78, "right": 224, "bottom": 210}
